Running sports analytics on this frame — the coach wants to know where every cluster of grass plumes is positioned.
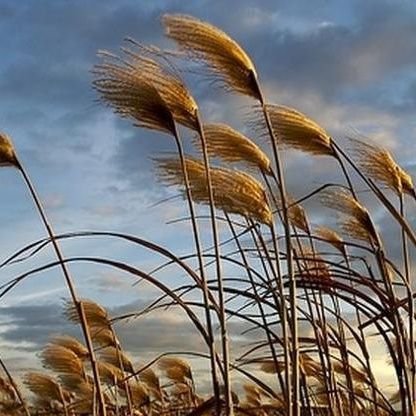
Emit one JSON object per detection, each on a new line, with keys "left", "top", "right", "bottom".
{"left": 1, "top": 11, "right": 416, "bottom": 416}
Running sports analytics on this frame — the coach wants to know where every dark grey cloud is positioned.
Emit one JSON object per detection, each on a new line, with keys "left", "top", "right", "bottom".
{"left": 0, "top": 303, "right": 75, "bottom": 351}
{"left": 0, "top": 298, "right": 260, "bottom": 378}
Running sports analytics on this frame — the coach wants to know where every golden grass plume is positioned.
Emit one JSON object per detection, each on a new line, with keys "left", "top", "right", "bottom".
{"left": 41, "top": 344, "right": 86, "bottom": 380}
{"left": 315, "top": 226, "right": 345, "bottom": 255}
{"left": 253, "top": 105, "right": 334, "bottom": 157}
{"left": 287, "top": 197, "right": 309, "bottom": 233}
{"left": 0, "top": 132, "right": 18, "bottom": 167}
{"left": 350, "top": 137, "right": 415, "bottom": 198}
{"left": 139, "top": 367, "right": 162, "bottom": 400}
{"left": 129, "top": 381, "right": 150, "bottom": 407}
{"left": 158, "top": 357, "right": 193, "bottom": 385}
{"left": 97, "top": 361, "right": 124, "bottom": 385}
{"left": 50, "top": 335, "right": 89, "bottom": 360}
{"left": 93, "top": 42, "right": 198, "bottom": 131}
{"left": 93, "top": 57, "right": 176, "bottom": 135}
{"left": 23, "top": 372, "right": 70, "bottom": 404}
{"left": 65, "top": 299, "right": 111, "bottom": 330}
{"left": 320, "top": 189, "right": 377, "bottom": 244}
{"left": 162, "top": 14, "right": 259, "bottom": 99}
{"left": 193, "top": 123, "right": 271, "bottom": 173}
{"left": 155, "top": 156, "right": 273, "bottom": 224}
{"left": 99, "top": 346, "right": 134, "bottom": 374}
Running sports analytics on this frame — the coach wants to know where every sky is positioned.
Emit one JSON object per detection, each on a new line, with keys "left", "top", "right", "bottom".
{"left": 0, "top": 0, "right": 416, "bottom": 395}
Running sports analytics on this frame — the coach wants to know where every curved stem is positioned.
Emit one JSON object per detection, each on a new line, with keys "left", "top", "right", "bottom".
{"left": 15, "top": 160, "right": 107, "bottom": 416}
{"left": 0, "top": 357, "right": 31, "bottom": 416}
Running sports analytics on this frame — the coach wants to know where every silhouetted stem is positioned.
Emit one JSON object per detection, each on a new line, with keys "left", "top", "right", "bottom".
{"left": 254, "top": 76, "right": 298, "bottom": 416}
{"left": 400, "top": 193, "right": 414, "bottom": 413}
{"left": 224, "top": 213, "right": 284, "bottom": 394}
{"left": 195, "top": 111, "right": 233, "bottom": 416}
{"left": 0, "top": 357, "right": 31, "bottom": 416}
{"left": 172, "top": 123, "right": 220, "bottom": 407}
{"left": 15, "top": 160, "right": 107, "bottom": 416}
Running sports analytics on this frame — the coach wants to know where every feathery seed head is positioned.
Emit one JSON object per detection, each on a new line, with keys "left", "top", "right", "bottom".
{"left": 155, "top": 156, "right": 273, "bottom": 224}
{"left": 93, "top": 42, "right": 198, "bottom": 131}
{"left": 130, "top": 382, "right": 150, "bottom": 407}
{"left": 140, "top": 368, "right": 162, "bottom": 400}
{"left": 316, "top": 226, "right": 345, "bottom": 255}
{"left": 158, "top": 357, "right": 193, "bottom": 384}
{"left": 255, "top": 105, "right": 334, "bottom": 156}
{"left": 91, "top": 327, "right": 116, "bottom": 347}
{"left": 65, "top": 299, "right": 111, "bottom": 330}
{"left": 300, "top": 248, "right": 332, "bottom": 281}
{"left": 260, "top": 360, "right": 285, "bottom": 374}
{"left": 0, "top": 132, "right": 18, "bottom": 167}
{"left": 93, "top": 57, "right": 176, "bottom": 135}
{"left": 194, "top": 123, "right": 271, "bottom": 173}
{"left": 163, "top": 14, "right": 260, "bottom": 99}
{"left": 50, "top": 335, "right": 89, "bottom": 359}
{"left": 350, "top": 138, "right": 415, "bottom": 197}
{"left": 97, "top": 361, "right": 124, "bottom": 385}
{"left": 320, "top": 189, "right": 377, "bottom": 244}
{"left": 41, "top": 344, "right": 85, "bottom": 379}
{"left": 243, "top": 384, "right": 262, "bottom": 406}
{"left": 100, "top": 346, "right": 134, "bottom": 373}
{"left": 24, "top": 372, "right": 69, "bottom": 404}
{"left": 287, "top": 197, "right": 309, "bottom": 233}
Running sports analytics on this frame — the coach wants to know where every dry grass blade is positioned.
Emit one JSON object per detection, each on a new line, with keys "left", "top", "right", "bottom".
{"left": 193, "top": 123, "right": 271, "bottom": 173}
{"left": 155, "top": 156, "right": 273, "bottom": 224}
{"left": 0, "top": 132, "right": 18, "bottom": 167}
{"left": 41, "top": 344, "right": 86, "bottom": 379}
{"left": 163, "top": 14, "right": 259, "bottom": 98}
{"left": 254, "top": 105, "right": 334, "bottom": 156}
{"left": 320, "top": 189, "right": 377, "bottom": 244}
{"left": 50, "top": 335, "right": 89, "bottom": 359}
{"left": 94, "top": 42, "right": 198, "bottom": 130}
{"left": 23, "top": 372, "right": 70, "bottom": 403}
{"left": 349, "top": 137, "right": 415, "bottom": 197}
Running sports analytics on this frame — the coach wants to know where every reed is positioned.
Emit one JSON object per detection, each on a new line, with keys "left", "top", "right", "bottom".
{"left": 1, "top": 12, "right": 416, "bottom": 416}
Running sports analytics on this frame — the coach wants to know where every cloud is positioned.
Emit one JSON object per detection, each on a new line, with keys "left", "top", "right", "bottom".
{"left": 0, "top": 0, "right": 414, "bottom": 401}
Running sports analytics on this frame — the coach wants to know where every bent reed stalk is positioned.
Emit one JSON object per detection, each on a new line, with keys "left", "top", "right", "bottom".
{"left": 0, "top": 133, "right": 107, "bottom": 416}
{"left": 1, "top": 12, "right": 416, "bottom": 416}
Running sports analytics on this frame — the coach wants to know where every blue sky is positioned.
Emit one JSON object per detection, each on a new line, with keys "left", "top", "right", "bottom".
{"left": 0, "top": 0, "right": 416, "bottom": 391}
